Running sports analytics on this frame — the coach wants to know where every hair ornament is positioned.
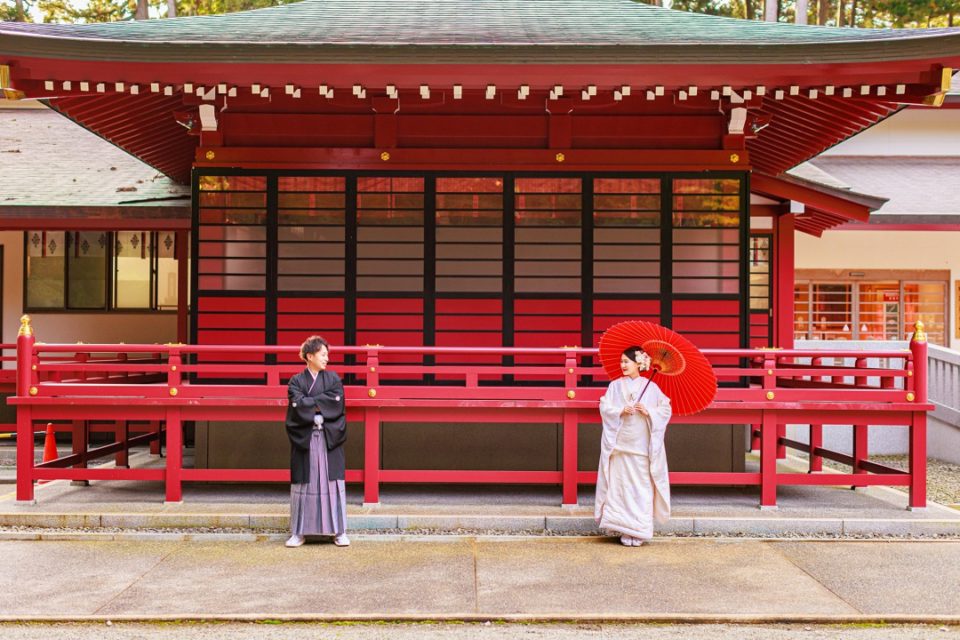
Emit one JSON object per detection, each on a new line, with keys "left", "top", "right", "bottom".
{"left": 634, "top": 351, "right": 652, "bottom": 371}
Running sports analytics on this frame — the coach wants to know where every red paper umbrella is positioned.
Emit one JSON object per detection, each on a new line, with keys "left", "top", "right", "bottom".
{"left": 598, "top": 321, "right": 718, "bottom": 416}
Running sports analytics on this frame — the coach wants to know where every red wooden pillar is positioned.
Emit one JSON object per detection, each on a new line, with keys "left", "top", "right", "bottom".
{"left": 760, "top": 351, "right": 786, "bottom": 459}
{"left": 70, "top": 420, "right": 90, "bottom": 487}
{"left": 149, "top": 421, "right": 161, "bottom": 455}
{"left": 774, "top": 212, "right": 795, "bottom": 350}
{"left": 759, "top": 353, "right": 778, "bottom": 509}
{"left": 363, "top": 349, "right": 381, "bottom": 506}
{"left": 808, "top": 424, "right": 823, "bottom": 472}
{"left": 851, "top": 357, "right": 868, "bottom": 487}
{"left": 908, "top": 325, "right": 928, "bottom": 510}
{"left": 115, "top": 421, "right": 130, "bottom": 468}
{"left": 561, "top": 410, "right": 579, "bottom": 507}
{"left": 363, "top": 408, "right": 381, "bottom": 506}
{"left": 561, "top": 352, "right": 579, "bottom": 506}
{"left": 164, "top": 408, "right": 183, "bottom": 503}
{"left": 15, "top": 316, "right": 36, "bottom": 504}
{"left": 760, "top": 409, "right": 778, "bottom": 509}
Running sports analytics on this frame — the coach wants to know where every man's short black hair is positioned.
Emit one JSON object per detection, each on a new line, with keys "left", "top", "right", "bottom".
{"left": 300, "top": 335, "right": 330, "bottom": 362}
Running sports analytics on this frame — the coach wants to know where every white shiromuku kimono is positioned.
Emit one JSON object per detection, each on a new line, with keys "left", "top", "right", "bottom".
{"left": 595, "top": 375, "right": 672, "bottom": 541}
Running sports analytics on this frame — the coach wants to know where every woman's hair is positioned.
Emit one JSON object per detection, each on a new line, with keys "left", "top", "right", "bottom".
{"left": 622, "top": 346, "right": 652, "bottom": 371}
{"left": 299, "top": 335, "right": 330, "bottom": 362}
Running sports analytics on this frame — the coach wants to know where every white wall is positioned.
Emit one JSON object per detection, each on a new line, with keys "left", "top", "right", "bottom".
{"left": 822, "top": 109, "right": 960, "bottom": 157}
{"left": 795, "top": 229, "right": 960, "bottom": 350}
{"left": 1, "top": 231, "right": 178, "bottom": 364}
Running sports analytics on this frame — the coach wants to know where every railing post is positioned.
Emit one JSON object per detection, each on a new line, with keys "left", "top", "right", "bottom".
{"left": 759, "top": 408, "right": 778, "bottom": 510}
{"left": 168, "top": 350, "right": 182, "bottom": 390}
{"left": 115, "top": 421, "right": 130, "bottom": 468}
{"left": 808, "top": 423, "right": 823, "bottom": 472}
{"left": 76, "top": 351, "right": 88, "bottom": 382}
{"left": 759, "top": 353, "right": 778, "bottom": 508}
{"left": 851, "top": 357, "right": 868, "bottom": 487}
{"left": 761, "top": 353, "right": 786, "bottom": 459}
{"left": 562, "top": 351, "right": 579, "bottom": 507}
{"left": 363, "top": 348, "right": 381, "bottom": 507}
{"left": 164, "top": 408, "right": 183, "bottom": 504}
{"left": 908, "top": 322, "right": 928, "bottom": 510}
{"left": 15, "top": 315, "right": 36, "bottom": 504}
{"left": 71, "top": 420, "right": 90, "bottom": 487}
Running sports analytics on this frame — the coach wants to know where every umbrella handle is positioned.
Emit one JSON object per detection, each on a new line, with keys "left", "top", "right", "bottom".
{"left": 638, "top": 368, "right": 658, "bottom": 404}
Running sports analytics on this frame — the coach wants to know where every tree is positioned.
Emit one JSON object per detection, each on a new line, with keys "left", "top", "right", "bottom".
{"left": 0, "top": 0, "right": 32, "bottom": 21}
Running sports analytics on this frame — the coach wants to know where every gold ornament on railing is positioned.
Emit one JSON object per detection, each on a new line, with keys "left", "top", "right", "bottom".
{"left": 911, "top": 321, "right": 927, "bottom": 344}
{"left": 18, "top": 315, "right": 33, "bottom": 337}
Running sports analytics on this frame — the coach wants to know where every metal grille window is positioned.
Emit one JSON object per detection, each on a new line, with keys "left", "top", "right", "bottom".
{"left": 514, "top": 178, "right": 582, "bottom": 294}
{"left": 794, "top": 279, "right": 948, "bottom": 345}
{"left": 672, "top": 178, "right": 741, "bottom": 295}
{"left": 277, "top": 176, "right": 346, "bottom": 293}
{"left": 435, "top": 177, "right": 504, "bottom": 294}
{"left": 356, "top": 176, "right": 424, "bottom": 293}
{"left": 197, "top": 176, "right": 267, "bottom": 292}
{"left": 190, "top": 171, "right": 752, "bottom": 365}
{"left": 593, "top": 178, "right": 660, "bottom": 294}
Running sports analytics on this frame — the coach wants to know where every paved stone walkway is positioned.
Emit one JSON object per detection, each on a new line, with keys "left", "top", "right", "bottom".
{"left": 2, "top": 537, "right": 959, "bottom": 621}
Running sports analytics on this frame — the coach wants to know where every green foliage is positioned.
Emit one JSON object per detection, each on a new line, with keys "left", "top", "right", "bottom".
{"left": 670, "top": 0, "right": 739, "bottom": 16}
{"left": 16, "top": 0, "right": 298, "bottom": 22}
{"left": 0, "top": 0, "right": 31, "bottom": 21}
{"left": 176, "top": 0, "right": 299, "bottom": 17}
{"left": 37, "top": 0, "right": 136, "bottom": 23}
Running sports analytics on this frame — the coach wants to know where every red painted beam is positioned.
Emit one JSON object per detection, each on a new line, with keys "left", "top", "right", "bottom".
{"left": 751, "top": 173, "right": 874, "bottom": 223}
{"left": 196, "top": 146, "right": 749, "bottom": 172}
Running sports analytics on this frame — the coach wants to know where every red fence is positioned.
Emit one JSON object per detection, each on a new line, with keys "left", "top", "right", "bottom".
{"left": 9, "top": 318, "right": 931, "bottom": 509}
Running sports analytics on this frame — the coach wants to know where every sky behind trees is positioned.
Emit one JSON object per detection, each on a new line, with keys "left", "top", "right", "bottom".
{"left": 1, "top": 0, "right": 957, "bottom": 29}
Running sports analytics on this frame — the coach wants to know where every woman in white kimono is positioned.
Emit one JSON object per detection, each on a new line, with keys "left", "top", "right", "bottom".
{"left": 595, "top": 346, "right": 672, "bottom": 546}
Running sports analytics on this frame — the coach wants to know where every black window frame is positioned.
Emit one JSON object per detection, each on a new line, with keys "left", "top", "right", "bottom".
{"left": 22, "top": 230, "right": 178, "bottom": 314}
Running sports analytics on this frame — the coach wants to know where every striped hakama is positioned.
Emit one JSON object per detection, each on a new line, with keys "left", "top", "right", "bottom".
{"left": 289, "top": 419, "right": 347, "bottom": 537}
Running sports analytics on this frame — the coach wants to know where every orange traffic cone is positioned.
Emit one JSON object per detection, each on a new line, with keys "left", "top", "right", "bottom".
{"left": 42, "top": 423, "right": 57, "bottom": 463}
{"left": 38, "top": 423, "right": 57, "bottom": 485}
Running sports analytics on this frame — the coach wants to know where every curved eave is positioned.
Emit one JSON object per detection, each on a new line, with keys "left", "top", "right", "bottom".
{"left": 3, "top": 31, "right": 960, "bottom": 65}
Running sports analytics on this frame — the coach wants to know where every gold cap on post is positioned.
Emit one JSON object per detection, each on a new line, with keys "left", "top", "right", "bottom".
{"left": 18, "top": 315, "right": 33, "bottom": 337}
{"left": 911, "top": 321, "right": 927, "bottom": 344}
{"left": 922, "top": 67, "right": 953, "bottom": 107}
{"left": 1, "top": 65, "right": 25, "bottom": 101}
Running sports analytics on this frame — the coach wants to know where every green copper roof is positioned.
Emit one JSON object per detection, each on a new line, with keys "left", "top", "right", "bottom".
{"left": 2, "top": 0, "right": 953, "bottom": 45}
{"left": 2, "top": 0, "right": 960, "bottom": 64}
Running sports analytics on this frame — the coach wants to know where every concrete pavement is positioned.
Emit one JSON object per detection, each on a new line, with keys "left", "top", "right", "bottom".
{"left": 2, "top": 537, "right": 959, "bottom": 622}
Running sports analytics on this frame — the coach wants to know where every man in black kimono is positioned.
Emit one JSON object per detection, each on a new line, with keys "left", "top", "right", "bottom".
{"left": 285, "top": 335, "right": 348, "bottom": 547}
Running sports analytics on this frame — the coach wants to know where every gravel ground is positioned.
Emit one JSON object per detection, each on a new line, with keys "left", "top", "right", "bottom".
{"left": 814, "top": 455, "right": 960, "bottom": 506}
{"left": 1, "top": 525, "right": 958, "bottom": 540}
{"left": 0, "top": 622, "right": 957, "bottom": 640}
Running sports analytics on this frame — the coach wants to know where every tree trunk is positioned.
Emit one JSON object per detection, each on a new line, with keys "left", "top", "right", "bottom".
{"left": 796, "top": 0, "right": 809, "bottom": 23}
{"left": 848, "top": 0, "right": 857, "bottom": 26}
{"left": 167, "top": 0, "right": 177, "bottom": 17}
{"left": 14, "top": 0, "right": 25, "bottom": 21}
{"left": 819, "top": 0, "right": 831, "bottom": 24}
{"left": 135, "top": 0, "right": 149, "bottom": 19}
{"left": 835, "top": 0, "right": 844, "bottom": 26}
{"left": 746, "top": 0, "right": 756, "bottom": 20}
{"left": 764, "top": 0, "right": 778, "bottom": 21}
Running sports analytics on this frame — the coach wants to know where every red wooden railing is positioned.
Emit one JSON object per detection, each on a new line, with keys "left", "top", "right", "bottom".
{"left": 9, "top": 316, "right": 932, "bottom": 509}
